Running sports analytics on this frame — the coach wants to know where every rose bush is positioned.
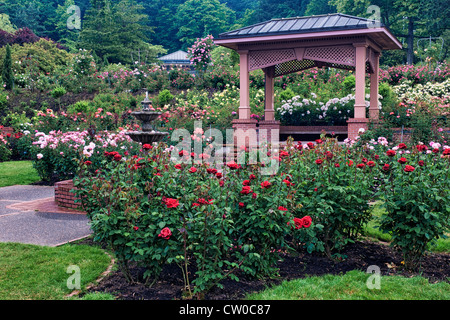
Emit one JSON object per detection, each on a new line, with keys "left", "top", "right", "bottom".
{"left": 73, "top": 131, "right": 450, "bottom": 298}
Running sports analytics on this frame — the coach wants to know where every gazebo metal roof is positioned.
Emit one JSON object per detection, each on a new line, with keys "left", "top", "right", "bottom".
{"left": 158, "top": 50, "right": 190, "bottom": 65}
{"left": 216, "top": 13, "right": 401, "bottom": 51}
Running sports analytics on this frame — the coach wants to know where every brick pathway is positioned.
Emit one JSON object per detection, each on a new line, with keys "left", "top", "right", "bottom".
{"left": 0, "top": 185, "right": 91, "bottom": 246}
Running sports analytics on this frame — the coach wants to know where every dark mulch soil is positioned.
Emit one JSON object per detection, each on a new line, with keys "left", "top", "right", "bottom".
{"left": 80, "top": 239, "right": 449, "bottom": 300}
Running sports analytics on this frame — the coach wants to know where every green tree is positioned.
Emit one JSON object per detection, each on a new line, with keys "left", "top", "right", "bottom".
{"left": 329, "top": 0, "right": 449, "bottom": 65}
{"left": 2, "top": 44, "right": 13, "bottom": 90}
{"left": 80, "top": 0, "right": 163, "bottom": 64}
{"left": 53, "top": 0, "right": 81, "bottom": 52}
{"left": 305, "top": 0, "right": 336, "bottom": 15}
{"left": 175, "top": 0, "right": 236, "bottom": 49}
{"left": 250, "top": 0, "right": 311, "bottom": 24}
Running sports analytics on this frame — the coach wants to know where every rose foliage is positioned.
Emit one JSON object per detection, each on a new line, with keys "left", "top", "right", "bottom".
{"left": 74, "top": 135, "right": 450, "bottom": 298}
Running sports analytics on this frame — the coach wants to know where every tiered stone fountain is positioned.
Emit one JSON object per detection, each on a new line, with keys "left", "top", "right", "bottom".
{"left": 126, "top": 92, "right": 169, "bottom": 144}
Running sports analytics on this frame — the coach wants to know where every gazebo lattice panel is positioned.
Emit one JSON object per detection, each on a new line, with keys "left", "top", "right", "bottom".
{"left": 274, "top": 59, "right": 316, "bottom": 77}
{"left": 248, "top": 49, "right": 296, "bottom": 71}
{"left": 303, "top": 45, "right": 356, "bottom": 67}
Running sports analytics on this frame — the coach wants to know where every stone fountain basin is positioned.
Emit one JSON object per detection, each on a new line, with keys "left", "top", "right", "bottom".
{"left": 126, "top": 131, "right": 169, "bottom": 144}
{"left": 131, "top": 111, "right": 161, "bottom": 123}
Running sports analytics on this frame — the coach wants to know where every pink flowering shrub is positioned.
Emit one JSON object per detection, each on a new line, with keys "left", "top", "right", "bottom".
{"left": 31, "top": 129, "right": 140, "bottom": 182}
{"left": 187, "top": 35, "right": 215, "bottom": 75}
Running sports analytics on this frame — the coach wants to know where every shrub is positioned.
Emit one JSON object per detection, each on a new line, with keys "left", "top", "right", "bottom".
{"left": 378, "top": 144, "right": 450, "bottom": 269}
{"left": 30, "top": 129, "right": 139, "bottom": 182}
{"left": 342, "top": 75, "right": 355, "bottom": 95}
{"left": 0, "top": 133, "right": 11, "bottom": 161}
{"left": 50, "top": 86, "right": 66, "bottom": 99}
{"left": 157, "top": 89, "right": 174, "bottom": 107}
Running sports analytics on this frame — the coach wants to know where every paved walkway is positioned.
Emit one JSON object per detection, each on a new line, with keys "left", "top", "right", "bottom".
{"left": 0, "top": 185, "right": 92, "bottom": 247}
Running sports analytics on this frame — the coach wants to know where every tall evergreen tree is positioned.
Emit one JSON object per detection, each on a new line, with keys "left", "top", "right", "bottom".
{"left": 2, "top": 44, "right": 13, "bottom": 90}
{"left": 79, "top": 0, "right": 163, "bottom": 64}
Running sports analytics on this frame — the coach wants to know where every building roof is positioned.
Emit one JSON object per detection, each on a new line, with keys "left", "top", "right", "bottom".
{"left": 158, "top": 50, "right": 190, "bottom": 64}
{"left": 216, "top": 13, "right": 401, "bottom": 51}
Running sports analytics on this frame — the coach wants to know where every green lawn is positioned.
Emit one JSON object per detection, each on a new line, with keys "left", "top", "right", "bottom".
{"left": 0, "top": 160, "right": 40, "bottom": 187}
{"left": 246, "top": 270, "right": 450, "bottom": 300}
{"left": 0, "top": 242, "right": 112, "bottom": 300}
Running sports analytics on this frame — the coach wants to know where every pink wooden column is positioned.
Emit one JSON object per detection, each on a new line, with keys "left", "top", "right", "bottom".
{"left": 353, "top": 43, "right": 367, "bottom": 118}
{"left": 347, "top": 43, "right": 369, "bottom": 140}
{"left": 232, "top": 50, "right": 257, "bottom": 150}
{"left": 259, "top": 66, "right": 280, "bottom": 144}
{"left": 264, "top": 67, "right": 275, "bottom": 121}
{"left": 369, "top": 52, "right": 380, "bottom": 120}
{"left": 238, "top": 50, "right": 250, "bottom": 119}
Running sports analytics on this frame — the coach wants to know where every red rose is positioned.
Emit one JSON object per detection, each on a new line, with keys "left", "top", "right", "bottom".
{"left": 260, "top": 181, "right": 271, "bottom": 189}
{"left": 386, "top": 150, "right": 396, "bottom": 157}
{"left": 367, "top": 161, "right": 375, "bottom": 167}
{"left": 242, "top": 180, "right": 250, "bottom": 186}
{"left": 85, "top": 160, "right": 92, "bottom": 166}
{"left": 133, "top": 226, "right": 139, "bottom": 231}
{"left": 404, "top": 165, "right": 415, "bottom": 172}
{"left": 418, "top": 160, "right": 425, "bottom": 166}
{"left": 398, "top": 143, "right": 407, "bottom": 149}
{"left": 278, "top": 206, "right": 288, "bottom": 211}
{"left": 216, "top": 172, "right": 223, "bottom": 179}
{"left": 356, "top": 163, "right": 365, "bottom": 169}
{"left": 325, "top": 151, "right": 333, "bottom": 160}
{"left": 143, "top": 144, "right": 152, "bottom": 150}
{"left": 417, "top": 144, "right": 428, "bottom": 152}
{"left": 283, "top": 179, "right": 294, "bottom": 186}
{"left": 302, "top": 216, "right": 312, "bottom": 228}
{"left": 207, "top": 168, "right": 217, "bottom": 174}
{"left": 382, "top": 163, "right": 390, "bottom": 171}
{"left": 315, "top": 159, "right": 323, "bottom": 165}
{"left": 252, "top": 192, "right": 257, "bottom": 199}
{"left": 226, "top": 161, "right": 239, "bottom": 170}
{"left": 314, "top": 187, "right": 318, "bottom": 192}
{"left": 293, "top": 217, "right": 303, "bottom": 229}
{"left": 280, "top": 151, "right": 289, "bottom": 158}
{"left": 164, "top": 198, "right": 179, "bottom": 208}
{"left": 179, "top": 150, "right": 189, "bottom": 157}
{"left": 198, "top": 198, "right": 213, "bottom": 205}
{"left": 113, "top": 153, "right": 122, "bottom": 161}
{"left": 307, "top": 142, "right": 315, "bottom": 149}
{"left": 158, "top": 227, "right": 172, "bottom": 240}
{"left": 239, "top": 202, "right": 245, "bottom": 208}
{"left": 315, "top": 139, "right": 323, "bottom": 144}
{"left": 192, "top": 202, "right": 200, "bottom": 207}
{"left": 249, "top": 174, "right": 256, "bottom": 180}
{"left": 443, "top": 149, "right": 450, "bottom": 155}
{"left": 432, "top": 148, "right": 439, "bottom": 153}
{"left": 189, "top": 167, "right": 197, "bottom": 173}
{"left": 374, "top": 154, "right": 380, "bottom": 160}
{"left": 346, "top": 160, "right": 353, "bottom": 167}
{"left": 398, "top": 157, "right": 407, "bottom": 164}
{"left": 240, "top": 186, "right": 252, "bottom": 195}
{"left": 219, "top": 180, "right": 224, "bottom": 187}
{"left": 362, "top": 157, "right": 368, "bottom": 163}
{"left": 334, "top": 163, "right": 340, "bottom": 167}
{"left": 175, "top": 164, "right": 182, "bottom": 169}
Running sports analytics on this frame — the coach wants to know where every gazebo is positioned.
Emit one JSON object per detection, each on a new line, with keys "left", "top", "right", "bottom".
{"left": 214, "top": 13, "right": 402, "bottom": 143}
